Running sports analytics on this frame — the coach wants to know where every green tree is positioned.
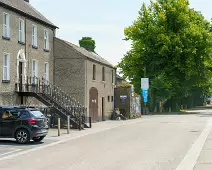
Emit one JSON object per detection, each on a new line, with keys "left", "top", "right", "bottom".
{"left": 79, "top": 37, "right": 96, "bottom": 52}
{"left": 118, "top": 0, "right": 212, "bottom": 111}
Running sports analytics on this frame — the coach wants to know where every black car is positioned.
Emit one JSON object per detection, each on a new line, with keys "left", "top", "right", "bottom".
{"left": 0, "top": 106, "right": 48, "bottom": 144}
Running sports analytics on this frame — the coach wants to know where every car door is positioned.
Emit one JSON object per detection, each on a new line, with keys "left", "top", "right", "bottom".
{"left": 1, "top": 110, "right": 21, "bottom": 137}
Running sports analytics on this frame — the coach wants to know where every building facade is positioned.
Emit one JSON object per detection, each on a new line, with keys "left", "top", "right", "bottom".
{"left": 54, "top": 38, "right": 116, "bottom": 122}
{"left": 0, "top": 0, "right": 57, "bottom": 105}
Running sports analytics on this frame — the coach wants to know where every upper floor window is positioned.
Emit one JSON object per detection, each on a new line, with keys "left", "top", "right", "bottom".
{"left": 32, "top": 25, "right": 38, "bottom": 48}
{"left": 93, "top": 64, "right": 96, "bottom": 80}
{"left": 44, "top": 62, "right": 49, "bottom": 82}
{"left": 3, "top": 13, "right": 10, "bottom": 39}
{"left": 44, "top": 29, "right": 49, "bottom": 50}
{"left": 112, "top": 70, "right": 114, "bottom": 83}
{"left": 3, "top": 53, "right": 10, "bottom": 81}
{"left": 102, "top": 67, "right": 105, "bottom": 81}
{"left": 19, "top": 19, "right": 25, "bottom": 43}
{"left": 32, "top": 60, "right": 38, "bottom": 84}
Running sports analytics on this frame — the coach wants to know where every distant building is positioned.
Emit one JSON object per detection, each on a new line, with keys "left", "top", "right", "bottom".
{"left": 116, "top": 74, "right": 127, "bottom": 86}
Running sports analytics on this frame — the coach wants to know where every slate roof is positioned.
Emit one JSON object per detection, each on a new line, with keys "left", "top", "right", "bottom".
{"left": 59, "top": 38, "right": 114, "bottom": 68}
{"left": 116, "top": 74, "right": 125, "bottom": 80}
{"left": 0, "top": 0, "right": 58, "bottom": 28}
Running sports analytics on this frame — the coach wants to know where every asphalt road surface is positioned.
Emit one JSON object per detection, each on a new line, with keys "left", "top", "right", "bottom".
{"left": 0, "top": 113, "right": 212, "bottom": 170}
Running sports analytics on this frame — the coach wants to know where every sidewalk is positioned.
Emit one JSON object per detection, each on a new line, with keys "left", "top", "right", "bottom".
{"left": 194, "top": 128, "right": 212, "bottom": 170}
{"left": 46, "top": 119, "right": 143, "bottom": 140}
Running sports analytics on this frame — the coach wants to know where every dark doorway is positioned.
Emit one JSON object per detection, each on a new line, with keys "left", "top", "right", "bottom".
{"left": 89, "top": 87, "right": 98, "bottom": 122}
{"left": 19, "top": 62, "right": 23, "bottom": 104}
{"left": 102, "top": 97, "right": 105, "bottom": 121}
{"left": 19, "top": 62, "right": 23, "bottom": 92}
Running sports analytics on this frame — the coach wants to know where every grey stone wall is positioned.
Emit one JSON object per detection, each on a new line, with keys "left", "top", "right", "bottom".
{"left": 54, "top": 38, "right": 86, "bottom": 105}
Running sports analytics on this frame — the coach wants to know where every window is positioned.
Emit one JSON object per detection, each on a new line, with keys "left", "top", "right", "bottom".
{"left": 3, "top": 13, "right": 10, "bottom": 38}
{"left": 44, "top": 29, "right": 49, "bottom": 50}
{"left": 32, "top": 60, "right": 38, "bottom": 84}
{"left": 3, "top": 53, "right": 10, "bottom": 81}
{"left": 32, "top": 25, "right": 37, "bottom": 47}
{"left": 102, "top": 67, "right": 105, "bottom": 81}
{"left": 93, "top": 64, "right": 96, "bottom": 80}
{"left": 19, "top": 19, "right": 25, "bottom": 43}
{"left": 2, "top": 110, "right": 21, "bottom": 119}
{"left": 30, "top": 110, "right": 44, "bottom": 118}
{"left": 108, "top": 96, "right": 110, "bottom": 102}
{"left": 20, "top": 111, "right": 30, "bottom": 119}
{"left": 111, "top": 96, "right": 114, "bottom": 102}
{"left": 44, "top": 62, "right": 49, "bottom": 82}
{"left": 112, "top": 70, "right": 114, "bottom": 83}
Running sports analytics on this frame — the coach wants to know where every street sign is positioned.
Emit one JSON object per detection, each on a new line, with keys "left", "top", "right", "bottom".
{"left": 141, "top": 78, "right": 149, "bottom": 90}
{"left": 142, "top": 90, "right": 148, "bottom": 103}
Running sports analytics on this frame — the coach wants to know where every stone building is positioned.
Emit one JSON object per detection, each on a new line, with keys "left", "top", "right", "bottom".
{"left": 54, "top": 38, "right": 116, "bottom": 122}
{"left": 0, "top": 0, "right": 57, "bottom": 105}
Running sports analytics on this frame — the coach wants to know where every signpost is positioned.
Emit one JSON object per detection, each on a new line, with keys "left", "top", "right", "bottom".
{"left": 141, "top": 78, "right": 149, "bottom": 114}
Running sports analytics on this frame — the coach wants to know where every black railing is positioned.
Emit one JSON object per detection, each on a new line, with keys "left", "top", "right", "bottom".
{"left": 15, "top": 76, "right": 88, "bottom": 128}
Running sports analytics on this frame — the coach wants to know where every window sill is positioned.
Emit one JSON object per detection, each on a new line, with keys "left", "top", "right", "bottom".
{"left": 102, "top": 81, "right": 106, "bottom": 84}
{"left": 32, "top": 45, "right": 38, "bottom": 49}
{"left": 92, "top": 79, "right": 96, "bottom": 82}
{"left": 18, "top": 41, "right": 25, "bottom": 45}
{"left": 2, "top": 36, "right": 10, "bottom": 41}
{"left": 2, "top": 80, "right": 10, "bottom": 83}
{"left": 44, "top": 49, "right": 50, "bottom": 52}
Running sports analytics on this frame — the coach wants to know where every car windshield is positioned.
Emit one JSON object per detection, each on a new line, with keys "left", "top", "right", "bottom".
{"left": 30, "top": 110, "right": 44, "bottom": 118}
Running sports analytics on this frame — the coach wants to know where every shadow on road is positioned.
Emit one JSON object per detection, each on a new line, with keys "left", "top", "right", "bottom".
{"left": 0, "top": 139, "right": 44, "bottom": 146}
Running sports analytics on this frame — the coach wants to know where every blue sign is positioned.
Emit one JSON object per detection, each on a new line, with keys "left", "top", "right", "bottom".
{"left": 142, "top": 90, "right": 148, "bottom": 103}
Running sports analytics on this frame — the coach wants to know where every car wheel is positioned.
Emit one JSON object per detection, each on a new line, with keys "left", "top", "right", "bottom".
{"left": 15, "top": 129, "right": 30, "bottom": 144}
{"left": 33, "top": 136, "right": 45, "bottom": 142}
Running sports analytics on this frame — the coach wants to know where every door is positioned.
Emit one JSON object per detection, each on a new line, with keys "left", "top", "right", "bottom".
{"left": 19, "top": 62, "right": 23, "bottom": 91}
{"left": 0, "top": 110, "right": 21, "bottom": 137}
{"left": 102, "top": 97, "right": 105, "bottom": 121}
{"left": 89, "top": 87, "right": 98, "bottom": 122}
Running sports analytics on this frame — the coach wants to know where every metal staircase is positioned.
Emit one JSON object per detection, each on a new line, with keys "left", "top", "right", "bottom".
{"left": 15, "top": 76, "right": 89, "bottom": 129}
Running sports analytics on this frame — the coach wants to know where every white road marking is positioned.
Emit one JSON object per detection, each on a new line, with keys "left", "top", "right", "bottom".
{"left": 176, "top": 118, "right": 212, "bottom": 170}
{"left": 0, "top": 119, "right": 143, "bottom": 161}
{"left": 0, "top": 149, "right": 22, "bottom": 157}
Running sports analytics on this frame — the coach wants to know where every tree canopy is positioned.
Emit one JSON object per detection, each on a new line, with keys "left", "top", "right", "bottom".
{"left": 79, "top": 37, "right": 96, "bottom": 52}
{"left": 118, "top": 0, "right": 212, "bottom": 111}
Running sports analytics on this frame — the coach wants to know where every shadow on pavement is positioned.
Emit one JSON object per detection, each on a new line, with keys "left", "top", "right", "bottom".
{"left": 0, "top": 139, "right": 44, "bottom": 146}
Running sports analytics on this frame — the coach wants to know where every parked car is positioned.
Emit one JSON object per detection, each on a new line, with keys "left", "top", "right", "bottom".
{"left": 0, "top": 106, "right": 48, "bottom": 144}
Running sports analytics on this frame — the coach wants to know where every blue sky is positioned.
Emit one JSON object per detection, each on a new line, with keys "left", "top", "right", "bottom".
{"left": 30, "top": 0, "right": 212, "bottom": 66}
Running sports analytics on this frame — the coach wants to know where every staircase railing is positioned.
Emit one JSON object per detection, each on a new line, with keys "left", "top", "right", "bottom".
{"left": 15, "top": 76, "right": 87, "bottom": 127}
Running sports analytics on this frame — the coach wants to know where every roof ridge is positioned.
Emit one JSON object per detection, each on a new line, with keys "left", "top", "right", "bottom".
{"left": 56, "top": 38, "right": 114, "bottom": 68}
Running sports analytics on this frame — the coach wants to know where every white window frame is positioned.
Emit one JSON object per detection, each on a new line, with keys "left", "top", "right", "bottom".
{"left": 44, "top": 29, "right": 49, "bottom": 50}
{"left": 3, "top": 53, "right": 10, "bottom": 81}
{"left": 44, "top": 62, "right": 49, "bottom": 82}
{"left": 32, "top": 25, "right": 37, "bottom": 47}
{"left": 32, "top": 60, "right": 38, "bottom": 84}
{"left": 3, "top": 12, "right": 10, "bottom": 38}
{"left": 19, "top": 19, "right": 25, "bottom": 43}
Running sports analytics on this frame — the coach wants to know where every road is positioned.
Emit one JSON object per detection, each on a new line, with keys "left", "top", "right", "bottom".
{"left": 0, "top": 112, "right": 212, "bottom": 170}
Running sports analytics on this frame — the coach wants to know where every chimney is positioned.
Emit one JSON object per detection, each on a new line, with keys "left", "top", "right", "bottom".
{"left": 24, "top": 0, "right": 29, "bottom": 3}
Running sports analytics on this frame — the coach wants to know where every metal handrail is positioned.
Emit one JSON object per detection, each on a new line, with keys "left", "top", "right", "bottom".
{"left": 16, "top": 76, "right": 87, "bottom": 124}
